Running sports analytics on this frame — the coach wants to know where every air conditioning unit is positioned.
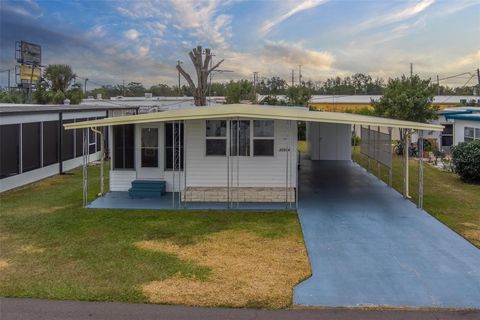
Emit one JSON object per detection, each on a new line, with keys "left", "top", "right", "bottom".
{"left": 145, "top": 93, "right": 152, "bottom": 98}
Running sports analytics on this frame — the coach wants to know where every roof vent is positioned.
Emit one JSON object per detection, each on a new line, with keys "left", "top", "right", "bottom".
{"left": 63, "top": 98, "right": 71, "bottom": 105}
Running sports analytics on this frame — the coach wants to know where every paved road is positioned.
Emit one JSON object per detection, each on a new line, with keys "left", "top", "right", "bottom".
{"left": 294, "top": 160, "right": 480, "bottom": 308}
{"left": 1, "top": 298, "right": 479, "bottom": 320}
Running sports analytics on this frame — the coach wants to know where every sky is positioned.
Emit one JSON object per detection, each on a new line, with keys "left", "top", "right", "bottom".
{"left": 1, "top": 0, "right": 479, "bottom": 89}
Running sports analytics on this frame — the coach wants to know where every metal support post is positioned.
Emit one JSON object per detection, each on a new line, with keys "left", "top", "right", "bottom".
{"left": 177, "top": 121, "right": 181, "bottom": 209}
{"left": 82, "top": 128, "right": 89, "bottom": 207}
{"left": 377, "top": 126, "right": 381, "bottom": 178}
{"left": 388, "top": 127, "right": 393, "bottom": 187}
{"left": 367, "top": 126, "right": 372, "bottom": 172}
{"left": 418, "top": 130, "right": 424, "bottom": 209}
{"left": 403, "top": 129, "right": 410, "bottom": 198}
{"left": 237, "top": 119, "right": 240, "bottom": 207}
{"left": 227, "top": 119, "right": 230, "bottom": 208}
{"left": 285, "top": 120, "right": 289, "bottom": 207}
{"left": 171, "top": 123, "right": 174, "bottom": 208}
{"left": 183, "top": 120, "right": 187, "bottom": 208}
{"left": 90, "top": 127, "right": 104, "bottom": 196}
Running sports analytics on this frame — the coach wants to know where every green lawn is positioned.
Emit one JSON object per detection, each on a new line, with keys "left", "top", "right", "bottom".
{"left": 0, "top": 166, "right": 310, "bottom": 308}
{"left": 352, "top": 148, "right": 480, "bottom": 248}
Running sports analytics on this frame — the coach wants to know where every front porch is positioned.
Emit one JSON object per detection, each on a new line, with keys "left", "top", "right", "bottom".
{"left": 87, "top": 191, "right": 292, "bottom": 211}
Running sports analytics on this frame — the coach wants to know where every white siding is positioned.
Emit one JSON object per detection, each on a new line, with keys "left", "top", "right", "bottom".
{"left": 185, "top": 119, "right": 297, "bottom": 188}
{"left": 308, "top": 122, "right": 351, "bottom": 160}
{"left": 454, "top": 120, "right": 480, "bottom": 145}
{"left": 109, "top": 170, "right": 136, "bottom": 191}
{"left": 108, "top": 119, "right": 298, "bottom": 191}
{"left": 0, "top": 152, "right": 101, "bottom": 193}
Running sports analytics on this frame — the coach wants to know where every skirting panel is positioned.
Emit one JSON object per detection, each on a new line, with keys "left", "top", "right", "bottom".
{"left": 182, "top": 187, "right": 295, "bottom": 202}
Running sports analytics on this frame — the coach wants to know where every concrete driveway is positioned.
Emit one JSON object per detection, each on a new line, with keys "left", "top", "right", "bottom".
{"left": 294, "top": 159, "right": 480, "bottom": 308}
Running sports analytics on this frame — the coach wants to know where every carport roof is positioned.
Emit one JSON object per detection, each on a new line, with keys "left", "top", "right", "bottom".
{"left": 64, "top": 104, "right": 443, "bottom": 131}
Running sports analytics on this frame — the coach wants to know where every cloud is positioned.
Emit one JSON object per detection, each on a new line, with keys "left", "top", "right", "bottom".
{"left": 124, "top": 29, "right": 140, "bottom": 40}
{"left": 147, "top": 22, "right": 167, "bottom": 36}
{"left": 168, "top": 0, "right": 234, "bottom": 48}
{"left": 260, "top": 0, "right": 328, "bottom": 36}
{"left": 138, "top": 46, "right": 150, "bottom": 57}
{"left": 446, "top": 50, "right": 480, "bottom": 71}
{"left": 217, "top": 41, "right": 336, "bottom": 82}
{"left": 356, "top": 0, "right": 435, "bottom": 31}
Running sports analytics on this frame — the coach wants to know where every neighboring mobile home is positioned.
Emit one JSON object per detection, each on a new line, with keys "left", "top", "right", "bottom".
{"left": 64, "top": 104, "right": 442, "bottom": 208}
{"left": 0, "top": 104, "right": 137, "bottom": 192}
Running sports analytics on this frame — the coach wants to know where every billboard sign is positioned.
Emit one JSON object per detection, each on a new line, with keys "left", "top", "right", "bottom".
{"left": 18, "top": 41, "right": 42, "bottom": 65}
{"left": 18, "top": 65, "right": 42, "bottom": 81}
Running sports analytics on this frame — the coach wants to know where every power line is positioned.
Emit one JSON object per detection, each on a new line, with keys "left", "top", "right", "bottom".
{"left": 438, "top": 73, "right": 476, "bottom": 103}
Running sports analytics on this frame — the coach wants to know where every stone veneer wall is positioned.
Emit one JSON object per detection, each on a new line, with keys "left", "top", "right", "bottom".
{"left": 182, "top": 187, "right": 296, "bottom": 202}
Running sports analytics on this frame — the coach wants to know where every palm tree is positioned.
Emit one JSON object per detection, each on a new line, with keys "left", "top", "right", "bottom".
{"left": 44, "top": 64, "right": 76, "bottom": 94}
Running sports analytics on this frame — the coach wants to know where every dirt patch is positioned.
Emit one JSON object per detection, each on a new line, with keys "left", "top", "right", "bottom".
{"left": 0, "top": 259, "right": 11, "bottom": 269}
{"left": 19, "top": 245, "right": 45, "bottom": 254}
{"left": 137, "top": 230, "right": 311, "bottom": 308}
{"left": 37, "top": 206, "right": 68, "bottom": 214}
{"left": 460, "top": 223, "right": 480, "bottom": 245}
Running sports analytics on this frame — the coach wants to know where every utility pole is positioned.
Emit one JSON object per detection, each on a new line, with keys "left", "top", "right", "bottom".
{"left": 437, "top": 74, "right": 440, "bottom": 96}
{"left": 410, "top": 63, "right": 413, "bottom": 77}
{"left": 84, "top": 78, "right": 88, "bottom": 95}
{"left": 177, "top": 60, "right": 183, "bottom": 96}
{"left": 291, "top": 69, "right": 295, "bottom": 87}
{"left": 7, "top": 69, "right": 10, "bottom": 91}
{"left": 298, "top": 65, "right": 302, "bottom": 86}
{"left": 253, "top": 71, "right": 258, "bottom": 102}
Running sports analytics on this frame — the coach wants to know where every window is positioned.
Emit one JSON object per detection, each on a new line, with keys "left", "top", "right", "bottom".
{"left": 141, "top": 128, "right": 158, "bottom": 167}
{"left": 230, "top": 120, "right": 250, "bottom": 156}
{"left": 441, "top": 124, "right": 453, "bottom": 147}
{"left": 165, "top": 122, "right": 184, "bottom": 170}
{"left": 476, "top": 128, "right": 480, "bottom": 141}
{"left": 22, "top": 122, "right": 41, "bottom": 172}
{"left": 0, "top": 124, "right": 20, "bottom": 178}
{"left": 113, "top": 125, "right": 134, "bottom": 169}
{"left": 465, "top": 127, "right": 475, "bottom": 142}
{"left": 62, "top": 119, "right": 74, "bottom": 161}
{"left": 253, "top": 120, "right": 274, "bottom": 156}
{"left": 43, "top": 121, "right": 59, "bottom": 166}
{"left": 206, "top": 120, "right": 227, "bottom": 156}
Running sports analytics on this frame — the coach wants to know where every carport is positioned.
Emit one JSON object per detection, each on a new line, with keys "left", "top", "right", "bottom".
{"left": 293, "top": 157, "right": 480, "bottom": 308}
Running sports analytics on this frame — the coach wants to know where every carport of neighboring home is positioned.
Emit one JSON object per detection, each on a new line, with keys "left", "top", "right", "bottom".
{"left": 294, "top": 158, "right": 480, "bottom": 308}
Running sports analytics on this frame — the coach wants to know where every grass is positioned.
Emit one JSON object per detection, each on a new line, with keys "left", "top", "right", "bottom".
{"left": 352, "top": 148, "right": 480, "bottom": 248}
{"left": 0, "top": 165, "right": 310, "bottom": 308}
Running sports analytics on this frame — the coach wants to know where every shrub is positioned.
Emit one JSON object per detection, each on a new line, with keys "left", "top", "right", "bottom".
{"left": 452, "top": 140, "right": 480, "bottom": 183}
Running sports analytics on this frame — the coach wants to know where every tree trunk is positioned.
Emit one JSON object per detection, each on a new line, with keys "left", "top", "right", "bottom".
{"left": 176, "top": 45, "right": 224, "bottom": 106}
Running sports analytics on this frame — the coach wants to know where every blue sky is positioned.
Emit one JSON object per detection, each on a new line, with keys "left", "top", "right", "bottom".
{"left": 1, "top": 0, "right": 479, "bottom": 88}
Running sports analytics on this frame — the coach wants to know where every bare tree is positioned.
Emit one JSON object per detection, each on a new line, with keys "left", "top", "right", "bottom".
{"left": 176, "top": 45, "right": 224, "bottom": 106}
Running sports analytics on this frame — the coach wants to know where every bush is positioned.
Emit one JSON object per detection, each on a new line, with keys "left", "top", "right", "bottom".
{"left": 452, "top": 140, "right": 480, "bottom": 183}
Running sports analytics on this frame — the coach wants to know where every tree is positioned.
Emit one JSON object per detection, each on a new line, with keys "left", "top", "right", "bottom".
{"left": 372, "top": 74, "right": 437, "bottom": 140}
{"left": 44, "top": 64, "right": 76, "bottom": 94}
{"left": 225, "top": 80, "right": 253, "bottom": 103}
{"left": 286, "top": 85, "right": 312, "bottom": 106}
{"left": 176, "top": 45, "right": 224, "bottom": 106}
